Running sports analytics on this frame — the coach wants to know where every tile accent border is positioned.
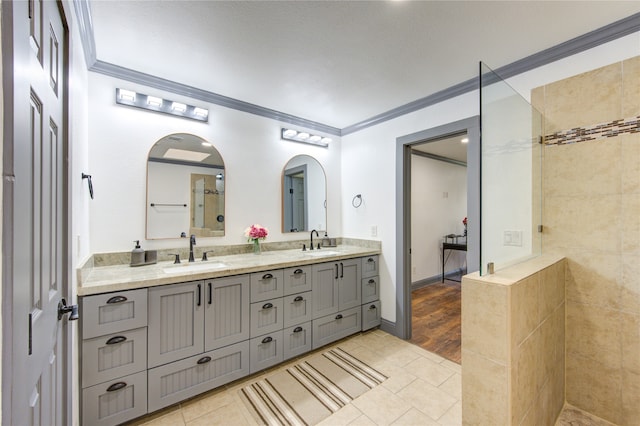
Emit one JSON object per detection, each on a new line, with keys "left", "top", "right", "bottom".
{"left": 544, "top": 115, "right": 640, "bottom": 146}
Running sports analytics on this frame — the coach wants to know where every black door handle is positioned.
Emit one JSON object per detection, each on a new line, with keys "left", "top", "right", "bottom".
{"left": 340, "top": 262, "right": 344, "bottom": 278}
{"left": 208, "top": 282, "right": 212, "bottom": 305}
{"left": 197, "top": 284, "right": 202, "bottom": 306}
{"left": 57, "top": 298, "right": 78, "bottom": 321}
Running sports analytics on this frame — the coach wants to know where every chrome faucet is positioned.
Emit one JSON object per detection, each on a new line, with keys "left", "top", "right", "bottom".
{"left": 310, "top": 229, "right": 319, "bottom": 250}
{"left": 189, "top": 234, "right": 196, "bottom": 262}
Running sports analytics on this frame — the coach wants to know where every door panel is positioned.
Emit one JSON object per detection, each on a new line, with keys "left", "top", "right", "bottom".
{"left": 4, "top": 1, "right": 68, "bottom": 424}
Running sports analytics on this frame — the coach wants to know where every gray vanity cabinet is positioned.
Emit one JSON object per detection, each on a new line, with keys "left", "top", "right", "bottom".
{"left": 204, "top": 275, "right": 250, "bottom": 351}
{"left": 148, "top": 281, "right": 205, "bottom": 368}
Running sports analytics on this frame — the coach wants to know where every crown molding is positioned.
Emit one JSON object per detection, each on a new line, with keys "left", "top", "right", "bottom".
{"left": 73, "top": 1, "right": 640, "bottom": 137}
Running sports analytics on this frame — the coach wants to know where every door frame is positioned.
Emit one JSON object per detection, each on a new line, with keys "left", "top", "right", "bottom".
{"left": 394, "top": 116, "right": 480, "bottom": 339}
{"left": 1, "top": 1, "right": 72, "bottom": 423}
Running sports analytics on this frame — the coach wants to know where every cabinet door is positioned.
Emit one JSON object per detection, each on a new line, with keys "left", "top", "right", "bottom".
{"left": 311, "top": 262, "right": 339, "bottom": 319}
{"left": 249, "top": 331, "right": 284, "bottom": 374}
{"left": 312, "top": 307, "right": 361, "bottom": 349}
{"left": 82, "top": 371, "right": 147, "bottom": 426}
{"left": 250, "top": 269, "right": 284, "bottom": 302}
{"left": 205, "top": 275, "right": 250, "bottom": 352}
{"left": 361, "top": 255, "right": 379, "bottom": 278}
{"left": 283, "top": 291, "right": 312, "bottom": 328}
{"left": 250, "top": 297, "right": 284, "bottom": 338}
{"left": 283, "top": 266, "right": 312, "bottom": 296}
{"left": 283, "top": 322, "right": 311, "bottom": 360}
{"left": 148, "top": 341, "right": 250, "bottom": 412}
{"left": 148, "top": 281, "right": 205, "bottom": 368}
{"left": 338, "top": 258, "right": 361, "bottom": 311}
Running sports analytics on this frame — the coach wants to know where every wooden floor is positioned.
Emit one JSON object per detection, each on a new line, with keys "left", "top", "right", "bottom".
{"left": 409, "top": 279, "right": 461, "bottom": 364}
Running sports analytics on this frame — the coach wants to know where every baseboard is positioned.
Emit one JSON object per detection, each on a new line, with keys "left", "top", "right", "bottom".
{"left": 411, "top": 268, "right": 466, "bottom": 291}
{"left": 379, "top": 318, "right": 396, "bottom": 336}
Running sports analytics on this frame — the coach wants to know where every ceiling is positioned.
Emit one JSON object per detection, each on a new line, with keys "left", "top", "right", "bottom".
{"left": 413, "top": 133, "right": 468, "bottom": 163}
{"left": 90, "top": 1, "right": 640, "bottom": 130}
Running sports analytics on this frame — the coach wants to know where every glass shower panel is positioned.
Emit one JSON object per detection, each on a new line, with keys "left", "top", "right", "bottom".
{"left": 479, "top": 62, "right": 542, "bottom": 275}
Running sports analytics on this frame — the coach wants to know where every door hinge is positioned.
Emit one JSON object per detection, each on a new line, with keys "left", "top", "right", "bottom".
{"left": 28, "top": 313, "right": 33, "bottom": 355}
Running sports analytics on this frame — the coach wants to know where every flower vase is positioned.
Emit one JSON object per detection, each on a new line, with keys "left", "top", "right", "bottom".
{"left": 252, "top": 239, "right": 261, "bottom": 255}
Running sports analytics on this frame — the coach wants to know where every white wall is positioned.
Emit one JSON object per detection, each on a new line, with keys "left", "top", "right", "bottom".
{"left": 411, "top": 156, "right": 467, "bottom": 282}
{"left": 341, "top": 32, "right": 640, "bottom": 325}
{"left": 87, "top": 73, "right": 342, "bottom": 254}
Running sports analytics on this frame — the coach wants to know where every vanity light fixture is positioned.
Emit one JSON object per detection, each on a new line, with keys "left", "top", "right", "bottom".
{"left": 281, "top": 128, "right": 331, "bottom": 147}
{"left": 115, "top": 88, "right": 209, "bottom": 122}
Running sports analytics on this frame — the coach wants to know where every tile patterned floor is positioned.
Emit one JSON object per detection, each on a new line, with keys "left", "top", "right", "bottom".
{"left": 126, "top": 330, "right": 463, "bottom": 426}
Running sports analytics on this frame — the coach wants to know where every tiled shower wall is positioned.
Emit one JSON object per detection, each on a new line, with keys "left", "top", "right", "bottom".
{"left": 532, "top": 56, "right": 640, "bottom": 425}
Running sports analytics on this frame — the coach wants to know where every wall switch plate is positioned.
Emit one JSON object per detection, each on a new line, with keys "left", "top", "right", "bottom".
{"left": 371, "top": 225, "right": 378, "bottom": 237}
{"left": 503, "top": 230, "right": 523, "bottom": 246}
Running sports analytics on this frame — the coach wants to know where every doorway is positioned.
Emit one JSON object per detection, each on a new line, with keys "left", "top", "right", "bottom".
{"left": 408, "top": 133, "right": 468, "bottom": 363}
{"left": 394, "top": 117, "right": 480, "bottom": 351}
{"left": 283, "top": 164, "right": 308, "bottom": 232}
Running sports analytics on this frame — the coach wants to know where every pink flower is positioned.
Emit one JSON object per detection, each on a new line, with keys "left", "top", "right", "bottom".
{"left": 245, "top": 224, "right": 269, "bottom": 241}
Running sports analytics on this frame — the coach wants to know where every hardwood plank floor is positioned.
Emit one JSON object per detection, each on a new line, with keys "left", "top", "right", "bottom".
{"left": 409, "top": 279, "right": 461, "bottom": 364}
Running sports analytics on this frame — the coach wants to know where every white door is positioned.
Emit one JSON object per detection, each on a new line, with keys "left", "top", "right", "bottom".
{"left": 3, "top": 1, "right": 70, "bottom": 424}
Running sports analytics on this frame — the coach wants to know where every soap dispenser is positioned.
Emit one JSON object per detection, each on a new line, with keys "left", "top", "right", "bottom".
{"left": 131, "top": 240, "right": 145, "bottom": 266}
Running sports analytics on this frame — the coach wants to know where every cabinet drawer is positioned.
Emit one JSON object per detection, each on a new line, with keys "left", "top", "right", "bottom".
{"left": 283, "top": 322, "right": 311, "bottom": 361}
{"left": 250, "top": 297, "right": 284, "bottom": 338}
{"left": 283, "top": 291, "right": 312, "bottom": 328}
{"left": 361, "top": 255, "right": 379, "bottom": 278}
{"left": 283, "top": 266, "right": 312, "bottom": 296}
{"left": 81, "top": 289, "right": 148, "bottom": 339}
{"left": 312, "top": 307, "right": 361, "bottom": 349}
{"left": 82, "top": 371, "right": 147, "bottom": 426}
{"left": 82, "top": 327, "right": 147, "bottom": 388}
{"left": 250, "top": 270, "right": 284, "bottom": 302}
{"left": 362, "top": 301, "right": 381, "bottom": 331}
{"left": 250, "top": 330, "right": 284, "bottom": 374}
{"left": 362, "top": 276, "right": 380, "bottom": 305}
{"left": 148, "top": 340, "right": 250, "bottom": 412}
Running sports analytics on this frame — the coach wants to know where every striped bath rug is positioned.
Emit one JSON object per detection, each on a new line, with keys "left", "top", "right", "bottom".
{"left": 239, "top": 347, "right": 387, "bottom": 426}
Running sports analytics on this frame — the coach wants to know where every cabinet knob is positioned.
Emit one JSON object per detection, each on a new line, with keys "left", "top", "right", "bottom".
{"left": 293, "top": 269, "right": 303, "bottom": 275}
{"left": 261, "top": 336, "right": 273, "bottom": 344}
{"left": 368, "top": 279, "right": 375, "bottom": 284}
{"left": 293, "top": 326, "right": 303, "bottom": 333}
{"left": 335, "top": 314, "right": 343, "bottom": 320}
{"left": 262, "top": 302, "right": 273, "bottom": 310}
{"left": 106, "top": 382, "right": 127, "bottom": 392}
{"left": 367, "top": 258, "right": 374, "bottom": 263}
{"left": 293, "top": 296, "right": 304, "bottom": 302}
{"left": 369, "top": 305, "right": 377, "bottom": 310}
{"left": 262, "top": 273, "right": 273, "bottom": 280}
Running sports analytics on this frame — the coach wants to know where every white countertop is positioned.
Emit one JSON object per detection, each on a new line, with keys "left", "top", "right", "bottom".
{"left": 78, "top": 245, "right": 380, "bottom": 296}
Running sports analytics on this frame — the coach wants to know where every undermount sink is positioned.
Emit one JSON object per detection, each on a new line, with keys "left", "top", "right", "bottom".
{"left": 163, "top": 261, "right": 228, "bottom": 274}
{"left": 304, "top": 250, "right": 341, "bottom": 257}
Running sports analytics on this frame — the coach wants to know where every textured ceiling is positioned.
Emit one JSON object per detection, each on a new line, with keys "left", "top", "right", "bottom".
{"left": 90, "top": 1, "right": 640, "bottom": 129}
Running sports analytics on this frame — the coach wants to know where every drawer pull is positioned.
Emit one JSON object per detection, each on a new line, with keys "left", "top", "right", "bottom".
{"left": 368, "top": 279, "right": 375, "bottom": 284}
{"left": 197, "top": 356, "right": 212, "bottom": 365}
{"left": 106, "top": 382, "right": 127, "bottom": 392}
{"left": 106, "top": 295, "right": 127, "bottom": 304}
{"left": 367, "top": 258, "right": 375, "bottom": 263}
{"left": 208, "top": 282, "right": 212, "bottom": 305}
{"left": 335, "top": 314, "right": 343, "bottom": 320}
{"left": 293, "top": 296, "right": 304, "bottom": 302}
{"left": 293, "top": 326, "right": 303, "bottom": 333}
{"left": 261, "top": 336, "right": 273, "bottom": 344}
{"left": 262, "top": 302, "right": 273, "bottom": 310}
{"left": 369, "top": 305, "right": 377, "bottom": 310}
{"left": 262, "top": 273, "right": 273, "bottom": 280}
{"left": 197, "top": 284, "right": 202, "bottom": 306}
{"left": 293, "top": 269, "right": 303, "bottom": 275}
{"left": 105, "top": 336, "right": 127, "bottom": 345}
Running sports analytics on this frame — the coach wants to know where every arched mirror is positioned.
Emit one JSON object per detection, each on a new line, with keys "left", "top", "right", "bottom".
{"left": 146, "top": 133, "right": 225, "bottom": 239}
{"left": 282, "top": 155, "right": 326, "bottom": 233}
